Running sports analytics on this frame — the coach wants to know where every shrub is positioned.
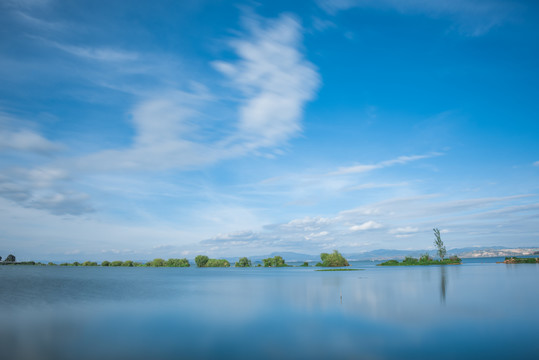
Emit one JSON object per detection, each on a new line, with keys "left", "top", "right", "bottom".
{"left": 47, "top": 262, "right": 56, "bottom": 266}
{"left": 301, "top": 262, "right": 309, "bottom": 267}
{"left": 419, "top": 253, "right": 431, "bottom": 263}
{"left": 403, "top": 256, "right": 418, "bottom": 264}
{"left": 379, "top": 260, "right": 399, "bottom": 266}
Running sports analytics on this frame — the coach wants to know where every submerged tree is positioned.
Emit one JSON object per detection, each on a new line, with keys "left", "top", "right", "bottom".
{"left": 433, "top": 228, "right": 447, "bottom": 261}
{"left": 262, "top": 256, "right": 287, "bottom": 267}
{"left": 317, "top": 250, "right": 349, "bottom": 267}
{"left": 235, "top": 257, "right": 251, "bottom": 267}
{"left": 195, "top": 255, "right": 209, "bottom": 268}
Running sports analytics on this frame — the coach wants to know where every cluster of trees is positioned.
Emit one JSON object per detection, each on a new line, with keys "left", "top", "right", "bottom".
{"left": 56, "top": 258, "right": 191, "bottom": 267}
{"left": 235, "top": 257, "right": 251, "bottom": 267}
{"left": 195, "top": 255, "right": 230, "bottom": 267}
{"left": 262, "top": 255, "right": 288, "bottom": 267}
{"left": 316, "top": 250, "right": 349, "bottom": 267}
{"left": 379, "top": 229, "right": 461, "bottom": 266}
{"left": 0, "top": 254, "right": 16, "bottom": 264}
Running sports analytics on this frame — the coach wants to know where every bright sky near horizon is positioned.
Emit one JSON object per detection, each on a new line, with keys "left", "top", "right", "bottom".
{"left": 1, "top": 0, "right": 538, "bottom": 261}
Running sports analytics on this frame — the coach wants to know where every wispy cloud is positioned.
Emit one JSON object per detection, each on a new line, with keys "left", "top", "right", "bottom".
{"left": 534, "top": 161, "right": 539, "bottom": 167}
{"left": 329, "top": 153, "right": 441, "bottom": 175}
{"left": 48, "top": 42, "right": 139, "bottom": 62}
{"left": 0, "top": 112, "right": 62, "bottom": 153}
{"left": 317, "top": 0, "right": 517, "bottom": 36}
{"left": 350, "top": 220, "right": 382, "bottom": 231}
{"left": 65, "top": 13, "right": 319, "bottom": 173}
{"left": 200, "top": 193, "right": 539, "bottom": 254}
{"left": 213, "top": 13, "right": 320, "bottom": 148}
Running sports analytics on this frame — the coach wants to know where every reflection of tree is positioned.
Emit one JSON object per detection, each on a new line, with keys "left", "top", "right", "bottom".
{"left": 440, "top": 266, "right": 447, "bottom": 304}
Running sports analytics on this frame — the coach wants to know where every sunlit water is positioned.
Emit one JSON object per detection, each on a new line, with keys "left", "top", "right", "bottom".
{"left": 1, "top": 258, "right": 538, "bottom": 359}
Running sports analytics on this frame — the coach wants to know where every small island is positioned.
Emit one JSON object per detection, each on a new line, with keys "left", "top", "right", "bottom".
{"left": 316, "top": 250, "right": 349, "bottom": 267}
{"left": 378, "top": 228, "right": 462, "bottom": 266}
{"left": 503, "top": 257, "right": 539, "bottom": 264}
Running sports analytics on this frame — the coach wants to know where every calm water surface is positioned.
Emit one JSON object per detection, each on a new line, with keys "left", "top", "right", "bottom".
{"left": 1, "top": 258, "right": 538, "bottom": 359}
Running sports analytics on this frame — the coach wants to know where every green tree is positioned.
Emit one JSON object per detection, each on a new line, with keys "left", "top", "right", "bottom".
{"left": 47, "top": 262, "right": 56, "bottom": 266}
{"left": 433, "top": 228, "right": 447, "bottom": 261}
{"left": 317, "top": 250, "right": 349, "bottom": 267}
{"left": 235, "top": 257, "right": 251, "bottom": 267}
{"left": 72, "top": 261, "right": 80, "bottom": 266}
{"left": 101, "top": 261, "right": 111, "bottom": 266}
{"left": 205, "top": 259, "right": 230, "bottom": 267}
{"left": 147, "top": 258, "right": 166, "bottom": 267}
{"left": 166, "top": 258, "right": 190, "bottom": 267}
{"left": 82, "top": 261, "right": 98, "bottom": 266}
{"left": 5, "top": 254, "right": 16, "bottom": 263}
{"left": 111, "top": 260, "right": 123, "bottom": 267}
{"left": 122, "top": 260, "right": 134, "bottom": 267}
{"left": 419, "top": 252, "right": 431, "bottom": 263}
{"left": 262, "top": 255, "right": 288, "bottom": 267}
{"left": 195, "top": 255, "right": 209, "bottom": 268}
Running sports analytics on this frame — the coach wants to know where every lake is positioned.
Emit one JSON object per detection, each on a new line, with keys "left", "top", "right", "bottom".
{"left": 1, "top": 258, "right": 538, "bottom": 359}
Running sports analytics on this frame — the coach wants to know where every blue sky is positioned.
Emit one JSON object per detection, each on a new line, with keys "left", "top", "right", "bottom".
{"left": 1, "top": 0, "right": 538, "bottom": 261}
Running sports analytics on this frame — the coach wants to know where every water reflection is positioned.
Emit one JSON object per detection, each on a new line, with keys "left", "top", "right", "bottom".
{"left": 1, "top": 264, "right": 539, "bottom": 359}
{"left": 440, "top": 266, "right": 447, "bottom": 304}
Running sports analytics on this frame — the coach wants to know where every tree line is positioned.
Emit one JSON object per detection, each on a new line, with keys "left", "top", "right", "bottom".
{"left": 0, "top": 250, "right": 351, "bottom": 268}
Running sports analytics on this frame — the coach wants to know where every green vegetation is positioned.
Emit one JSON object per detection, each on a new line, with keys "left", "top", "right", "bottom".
{"left": 504, "top": 257, "right": 539, "bottom": 264}
{"left": 195, "top": 255, "right": 230, "bottom": 267}
{"left": 378, "top": 255, "right": 462, "bottom": 266}
{"left": 146, "top": 258, "right": 166, "bottom": 267}
{"left": 316, "top": 250, "right": 349, "bottom": 267}
{"left": 262, "top": 255, "right": 288, "bottom": 267}
{"left": 300, "top": 262, "right": 309, "bottom": 267}
{"left": 166, "top": 258, "right": 190, "bottom": 267}
{"left": 195, "top": 255, "right": 209, "bottom": 267}
{"left": 433, "top": 228, "right": 447, "bottom": 261}
{"left": 4, "top": 254, "right": 16, "bottom": 263}
{"left": 206, "top": 259, "right": 230, "bottom": 267}
{"left": 235, "top": 257, "right": 251, "bottom": 267}
{"left": 316, "top": 268, "right": 362, "bottom": 271}
{"left": 101, "top": 261, "right": 110, "bottom": 266}
{"left": 82, "top": 261, "right": 98, "bottom": 266}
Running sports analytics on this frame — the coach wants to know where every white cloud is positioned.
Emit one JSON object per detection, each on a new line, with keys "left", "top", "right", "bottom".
{"left": 317, "top": 0, "right": 516, "bottom": 36}
{"left": 213, "top": 13, "right": 320, "bottom": 148}
{"left": 329, "top": 153, "right": 441, "bottom": 176}
{"left": 0, "top": 129, "right": 62, "bottom": 153}
{"left": 533, "top": 161, "right": 539, "bottom": 167}
{"left": 350, "top": 220, "right": 382, "bottom": 231}
{"left": 389, "top": 226, "right": 419, "bottom": 234}
{"left": 64, "top": 13, "right": 319, "bottom": 174}
{"left": 50, "top": 42, "right": 139, "bottom": 62}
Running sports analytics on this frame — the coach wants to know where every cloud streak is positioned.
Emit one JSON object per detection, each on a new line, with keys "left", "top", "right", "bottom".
{"left": 317, "top": 0, "right": 517, "bottom": 36}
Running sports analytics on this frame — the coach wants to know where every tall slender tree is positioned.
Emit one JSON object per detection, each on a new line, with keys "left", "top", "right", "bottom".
{"left": 433, "top": 228, "right": 446, "bottom": 261}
